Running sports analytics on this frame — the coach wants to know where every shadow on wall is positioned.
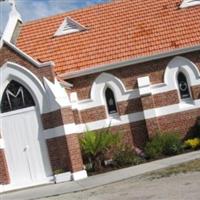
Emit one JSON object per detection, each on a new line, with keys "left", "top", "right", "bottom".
{"left": 184, "top": 117, "right": 200, "bottom": 140}
{"left": 123, "top": 83, "right": 149, "bottom": 150}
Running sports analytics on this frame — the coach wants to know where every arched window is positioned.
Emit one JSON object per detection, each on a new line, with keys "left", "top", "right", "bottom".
{"left": 1, "top": 80, "right": 35, "bottom": 113}
{"left": 105, "top": 88, "right": 117, "bottom": 114}
{"left": 177, "top": 72, "right": 191, "bottom": 99}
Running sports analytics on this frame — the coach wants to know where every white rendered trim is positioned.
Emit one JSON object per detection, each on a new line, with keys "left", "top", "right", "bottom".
{"left": 70, "top": 57, "right": 200, "bottom": 111}
{"left": 0, "top": 1, "right": 22, "bottom": 44}
{"left": 0, "top": 139, "right": 5, "bottom": 149}
{"left": 54, "top": 17, "right": 86, "bottom": 36}
{"left": 54, "top": 172, "right": 72, "bottom": 183}
{"left": 180, "top": 0, "right": 200, "bottom": 8}
{"left": 70, "top": 72, "right": 140, "bottom": 111}
{"left": 44, "top": 78, "right": 71, "bottom": 112}
{"left": 72, "top": 170, "right": 87, "bottom": 181}
{"left": 0, "top": 62, "right": 50, "bottom": 114}
{"left": 0, "top": 106, "right": 35, "bottom": 117}
{"left": 59, "top": 45, "right": 200, "bottom": 79}
{"left": 44, "top": 98, "right": 200, "bottom": 139}
{"left": 1, "top": 41, "right": 54, "bottom": 68}
{"left": 151, "top": 56, "right": 200, "bottom": 95}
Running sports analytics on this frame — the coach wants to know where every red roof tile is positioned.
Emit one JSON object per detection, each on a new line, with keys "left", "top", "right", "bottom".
{"left": 16, "top": 0, "right": 200, "bottom": 75}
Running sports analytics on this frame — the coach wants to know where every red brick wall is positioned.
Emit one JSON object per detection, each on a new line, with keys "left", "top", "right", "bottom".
{"left": 65, "top": 134, "right": 84, "bottom": 172}
{"left": 0, "top": 149, "right": 10, "bottom": 184}
{"left": 47, "top": 134, "right": 84, "bottom": 173}
{"left": 47, "top": 136, "right": 70, "bottom": 172}
{"left": 130, "top": 120, "right": 149, "bottom": 148}
{"left": 68, "top": 51, "right": 200, "bottom": 101}
{"left": 42, "top": 107, "right": 75, "bottom": 129}
{"left": 80, "top": 106, "right": 107, "bottom": 123}
{"left": 0, "top": 44, "right": 55, "bottom": 82}
{"left": 153, "top": 90, "right": 179, "bottom": 108}
{"left": 157, "top": 109, "right": 200, "bottom": 139}
{"left": 191, "top": 85, "right": 200, "bottom": 100}
{"left": 117, "top": 98, "right": 143, "bottom": 115}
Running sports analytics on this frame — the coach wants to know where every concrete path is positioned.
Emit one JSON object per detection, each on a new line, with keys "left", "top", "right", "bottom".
{"left": 40, "top": 171, "right": 200, "bottom": 200}
{"left": 1, "top": 150, "right": 200, "bottom": 200}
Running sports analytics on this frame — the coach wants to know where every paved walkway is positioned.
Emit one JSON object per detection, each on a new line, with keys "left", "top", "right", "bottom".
{"left": 2, "top": 150, "right": 200, "bottom": 200}
{"left": 39, "top": 171, "right": 200, "bottom": 200}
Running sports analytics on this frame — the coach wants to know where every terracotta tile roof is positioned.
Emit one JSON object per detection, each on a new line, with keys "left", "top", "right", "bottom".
{"left": 16, "top": 0, "right": 200, "bottom": 75}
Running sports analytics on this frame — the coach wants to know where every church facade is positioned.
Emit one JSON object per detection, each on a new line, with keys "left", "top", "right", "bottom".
{"left": 1, "top": 0, "right": 200, "bottom": 192}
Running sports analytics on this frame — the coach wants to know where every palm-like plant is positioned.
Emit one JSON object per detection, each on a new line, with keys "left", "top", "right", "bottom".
{"left": 80, "top": 128, "right": 120, "bottom": 171}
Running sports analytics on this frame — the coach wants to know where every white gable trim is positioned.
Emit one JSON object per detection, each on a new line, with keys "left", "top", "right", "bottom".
{"left": 0, "top": 41, "right": 55, "bottom": 68}
{"left": 54, "top": 17, "right": 86, "bottom": 36}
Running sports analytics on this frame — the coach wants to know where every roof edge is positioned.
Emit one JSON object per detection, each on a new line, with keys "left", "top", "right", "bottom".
{"left": 59, "top": 44, "right": 200, "bottom": 79}
{"left": 1, "top": 40, "right": 55, "bottom": 68}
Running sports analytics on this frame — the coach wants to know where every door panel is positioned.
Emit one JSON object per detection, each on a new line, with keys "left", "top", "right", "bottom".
{"left": 2, "top": 107, "right": 51, "bottom": 186}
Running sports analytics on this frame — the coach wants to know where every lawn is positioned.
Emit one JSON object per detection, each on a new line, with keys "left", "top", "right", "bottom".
{"left": 147, "top": 159, "right": 200, "bottom": 179}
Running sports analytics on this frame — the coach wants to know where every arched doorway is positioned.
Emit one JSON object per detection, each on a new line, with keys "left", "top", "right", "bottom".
{"left": 1, "top": 80, "right": 52, "bottom": 187}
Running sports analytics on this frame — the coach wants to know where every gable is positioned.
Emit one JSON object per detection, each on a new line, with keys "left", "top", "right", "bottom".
{"left": 0, "top": 42, "right": 54, "bottom": 82}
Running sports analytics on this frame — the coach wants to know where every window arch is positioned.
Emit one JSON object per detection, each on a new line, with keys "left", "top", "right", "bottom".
{"left": 177, "top": 72, "right": 191, "bottom": 99}
{"left": 1, "top": 80, "right": 35, "bottom": 113}
{"left": 105, "top": 87, "right": 117, "bottom": 114}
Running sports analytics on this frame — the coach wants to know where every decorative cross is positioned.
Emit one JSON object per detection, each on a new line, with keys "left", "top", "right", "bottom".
{"left": 0, "top": 0, "right": 16, "bottom": 9}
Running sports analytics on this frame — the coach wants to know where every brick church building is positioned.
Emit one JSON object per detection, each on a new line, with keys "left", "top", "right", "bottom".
{"left": 0, "top": 0, "right": 200, "bottom": 191}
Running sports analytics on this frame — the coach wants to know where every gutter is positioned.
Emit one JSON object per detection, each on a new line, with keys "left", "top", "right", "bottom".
{"left": 59, "top": 44, "right": 200, "bottom": 79}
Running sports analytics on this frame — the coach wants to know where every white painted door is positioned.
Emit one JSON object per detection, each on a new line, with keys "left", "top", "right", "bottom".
{"left": 2, "top": 107, "right": 52, "bottom": 187}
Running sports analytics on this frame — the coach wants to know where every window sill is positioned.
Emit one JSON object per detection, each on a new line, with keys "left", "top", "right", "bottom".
{"left": 106, "top": 113, "right": 121, "bottom": 126}
{"left": 179, "top": 98, "right": 194, "bottom": 108}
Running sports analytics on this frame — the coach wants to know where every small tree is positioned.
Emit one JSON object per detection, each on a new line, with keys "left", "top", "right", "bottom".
{"left": 80, "top": 127, "right": 120, "bottom": 171}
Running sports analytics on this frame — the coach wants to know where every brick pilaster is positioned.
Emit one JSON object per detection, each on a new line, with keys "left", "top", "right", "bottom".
{"left": 44, "top": 106, "right": 84, "bottom": 175}
{"left": 66, "top": 134, "right": 84, "bottom": 172}
{"left": 137, "top": 76, "right": 159, "bottom": 138}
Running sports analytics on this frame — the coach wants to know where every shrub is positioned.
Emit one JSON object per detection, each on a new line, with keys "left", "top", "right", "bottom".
{"left": 162, "top": 134, "right": 182, "bottom": 156}
{"left": 113, "top": 146, "right": 144, "bottom": 167}
{"left": 144, "top": 134, "right": 164, "bottom": 159}
{"left": 184, "top": 138, "right": 200, "bottom": 150}
{"left": 80, "top": 127, "right": 121, "bottom": 171}
{"left": 145, "top": 132, "right": 182, "bottom": 159}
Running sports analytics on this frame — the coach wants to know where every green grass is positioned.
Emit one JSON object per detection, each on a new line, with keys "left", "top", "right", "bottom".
{"left": 147, "top": 159, "right": 200, "bottom": 179}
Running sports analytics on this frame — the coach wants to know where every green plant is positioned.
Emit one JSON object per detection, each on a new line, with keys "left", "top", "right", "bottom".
{"left": 183, "top": 138, "right": 200, "bottom": 150}
{"left": 145, "top": 132, "right": 182, "bottom": 159}
{"left": 53, "top": 169, "right": 65, "bottom": 175}
{"left": 144, "top": 134, "right": 164, "bottom": 159}
{"left": 162, "top": 134, "right": 182, "bottom": 156}
{"left": 80, "top": 127, "right": 121, "bottom": 171}
{"left": 113, "top": 146, "right": 143, "bottom": 167}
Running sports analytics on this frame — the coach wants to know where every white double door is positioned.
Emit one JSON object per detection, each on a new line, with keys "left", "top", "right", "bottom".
{"left": 1, "top": 107, "right": 52, "bottom": 187}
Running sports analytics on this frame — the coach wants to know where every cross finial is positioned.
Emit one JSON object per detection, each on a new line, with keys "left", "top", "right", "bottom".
{"left": 8, "top": 0, "right": 16, "bottom": 10}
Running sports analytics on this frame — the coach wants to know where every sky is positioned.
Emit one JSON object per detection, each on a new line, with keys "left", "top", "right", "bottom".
{"left": 0, "top": 0, "right": 108, "bottom": 34}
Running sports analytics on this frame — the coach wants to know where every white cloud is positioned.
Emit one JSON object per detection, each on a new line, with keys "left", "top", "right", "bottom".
{"left": 0, "top": 0, "right": 108, "bottom": 34}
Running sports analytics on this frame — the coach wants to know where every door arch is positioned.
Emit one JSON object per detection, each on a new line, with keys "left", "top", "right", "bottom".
{"left": 0, "top": 63, "right": 52, "bottom": 188}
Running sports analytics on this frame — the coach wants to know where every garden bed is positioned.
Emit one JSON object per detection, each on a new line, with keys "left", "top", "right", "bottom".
{"left": 79, "top": 129, "right": 200, "bottom": 176}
